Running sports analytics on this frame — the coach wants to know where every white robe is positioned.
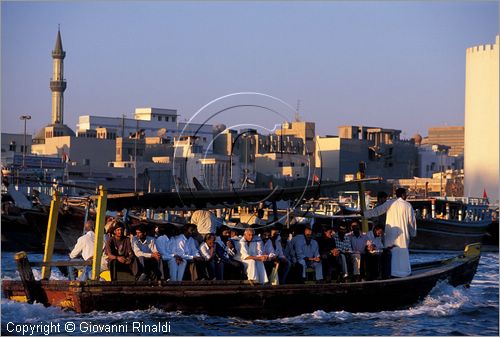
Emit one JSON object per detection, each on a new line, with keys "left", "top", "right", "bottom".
{"left": 239, "top": 238, "right": 269, "bottom": 284}
{"left": 364, "top": 198, "right": 417, "bottom": 277}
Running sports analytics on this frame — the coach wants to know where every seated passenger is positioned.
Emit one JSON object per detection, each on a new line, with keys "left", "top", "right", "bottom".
{"left": 171, "top": 224, "right": 203, "bottom": 281}
{"left": 238, "top": 228, "right": 268, "bottom": 284}
{"left": 299, "top": 227, "right": 323, "bottom": 282}
{"left": 154, "top": 226, "right": 174, "bottom": 280}
{"left": 217, "top": 226, "right": 244, "bottom": 280}
{"left": 365, "top": 224, "right": 392, "bottom": 280}
{"left": 286, "top": 225, "right": 307, "bottom": 283}
{"left": 229, "top": 228, "right": 242, "bottom": 253}
{"left": 105, "top": 222, "right": 138, "bottom": 281}
{"left": 132, "top": 226, "right": 163, "bottom": 281}
{"left": 318, "top": 226, "right": 345, "bottom": 283}
{"left": 334, "top": 223, "right": 353, "bottom": 278}
{"left": 68, "top": 220, "right": 101, "bottom": 281}
{"left": 346, "top": 220, "right": 367, "bottom": 282}
{"left": 262, "top": 227, "right": 290, "bottom": 284}
{"left": 199, "top": 233, "right": 224, "bottom": 280}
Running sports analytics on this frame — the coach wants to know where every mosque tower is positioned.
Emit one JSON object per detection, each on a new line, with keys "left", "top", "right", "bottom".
{"left": 50, "top": 28, "right": 67, "bottom": 124}
{"left": 32, "top": 28, "right": 75, "bottom": 146}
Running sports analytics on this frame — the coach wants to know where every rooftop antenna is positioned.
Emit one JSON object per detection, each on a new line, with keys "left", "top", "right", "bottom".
{"left": 295, "top": 99, "right": 301, "bottom": 122}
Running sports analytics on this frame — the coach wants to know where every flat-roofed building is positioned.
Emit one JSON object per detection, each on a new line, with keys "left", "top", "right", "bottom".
{"left": 315, "top": 126, "right": 418, "bottom": 182}
{"left": 76, "top": 107, "right": 213, "bottom": 152}
{"left": 424, "top": 126, "right": 464, "bottom": 156}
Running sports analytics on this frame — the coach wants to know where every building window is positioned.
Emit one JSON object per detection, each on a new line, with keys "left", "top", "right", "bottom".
{"left": 172, "top": 116, "right": 176, "bottom": 122}
{"left": 9, "top": 142, "right": 16, "bottom": 151}
{"left": 158, "top": 116, "right": 162, "bottom": 121}
{"left": 165, "top": 116, "right": 169, "bottom": 122}
{"left": 278, "top": 161, "right": 283, "bottom": 167}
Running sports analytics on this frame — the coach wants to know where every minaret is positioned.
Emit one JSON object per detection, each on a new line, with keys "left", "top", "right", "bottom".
{"left": 50, "top": 28, "right": 67, "bottom": 125}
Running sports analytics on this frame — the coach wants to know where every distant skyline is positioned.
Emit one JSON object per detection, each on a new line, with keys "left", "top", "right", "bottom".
{"left": 2, "top": 1, "right": 498, "bottom": 138}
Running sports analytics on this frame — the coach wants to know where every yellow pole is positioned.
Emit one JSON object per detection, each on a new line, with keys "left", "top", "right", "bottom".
{"left": 41, "top": 190, "right": 61, "bottom": 279}
{"left": 92, "top": 185, "right": 107, "bottom": 280}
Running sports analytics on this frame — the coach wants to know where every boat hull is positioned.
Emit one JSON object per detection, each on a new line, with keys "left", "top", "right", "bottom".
{"left": 410, "top": 218, "right": 490, "bottom": 251}
{"left": 2, "top": 254, "right": 479, "bottom": 318}
{"left": 1, "top": 207, "right": 86, "bottom": 252}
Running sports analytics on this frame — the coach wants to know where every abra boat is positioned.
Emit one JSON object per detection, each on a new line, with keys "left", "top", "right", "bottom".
{"left": 2, "top": 243, "right": 480, "bottom": 318}
{"left": 408, "top": 198, "right": 491, "bottom": 251}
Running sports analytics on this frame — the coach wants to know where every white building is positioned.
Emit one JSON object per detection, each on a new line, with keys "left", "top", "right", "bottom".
{"left": 173, "top": 136, "right": 232, "bottom": 190}
{"left": 76, "top": 107, "right": 214, "bottom": 152}
{"left": 417, "top": 144, "right": 462, "bottom": 178}
{"left": 1, "top": 133, "right": 31, "bottom": 156}
{"left": 464, "top": 36, "right": 499, "bottom": 203}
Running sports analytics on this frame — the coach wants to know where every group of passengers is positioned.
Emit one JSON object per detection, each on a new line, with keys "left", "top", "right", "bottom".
{"left": 69, "top": 212, "right": 392, "bottom": 284}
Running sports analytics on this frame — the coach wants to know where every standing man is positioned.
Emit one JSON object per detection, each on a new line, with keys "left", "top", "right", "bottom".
{"left": 363, "top": 188, "right": 417, "bottom": 277}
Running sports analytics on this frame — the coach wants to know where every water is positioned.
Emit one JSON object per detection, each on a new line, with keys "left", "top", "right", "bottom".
{"left": 1, "top": 252, "right": 498, "bottom": 336}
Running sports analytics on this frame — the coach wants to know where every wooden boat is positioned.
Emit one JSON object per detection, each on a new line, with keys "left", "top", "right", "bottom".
{"left": 2, "top": 243, "right": 481, "bottom": 318}
{"left": 1, "top": 189, "right": 87, "bottom": 252}
{"left": 408, "top": 198, "right": 491, "bottom": 251}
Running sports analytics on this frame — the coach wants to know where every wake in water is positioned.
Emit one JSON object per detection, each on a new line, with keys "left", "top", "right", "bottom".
{"left": 257, "top": 281, "right": 473, "bottom": 324}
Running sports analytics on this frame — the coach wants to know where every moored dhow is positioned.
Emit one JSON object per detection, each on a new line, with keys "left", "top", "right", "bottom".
{"left": 408, "top": 198, "right": 492, "bottom": 251}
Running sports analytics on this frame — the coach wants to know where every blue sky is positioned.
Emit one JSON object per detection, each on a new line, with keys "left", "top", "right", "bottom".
{"left": 2, "top": 1, "right": 498, "bottom": 138}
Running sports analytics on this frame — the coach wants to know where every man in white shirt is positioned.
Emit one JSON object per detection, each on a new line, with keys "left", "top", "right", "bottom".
{"left": 155, "top": 226, "right": 176, "bottom": 280}
{"left": 261, "top": 227, "right": 290, "bottom": 284}
{"left": 132, "top": 226, "right": 162, "bottom": 281}
{"left": 171, "top": 224, "right": 202, "bottom": 281}
{"left": 69, "top": 220, "right": 96, "bottom": 281}
{"left": 199, "top": 233, "right": 225, "bottom": 280}
{"left": 217, "top": 226, "right": 245, "bottom": 280}
{"left": 238, "top": 228, "right": 268, "bottom": 284}
{"left": 363, "top": 188, "right": 417, "bottom": 277}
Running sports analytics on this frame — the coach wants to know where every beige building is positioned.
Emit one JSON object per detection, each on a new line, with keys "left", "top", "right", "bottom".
{"left": 392, "top": 170, "right": 464, "bottom": 198}
{"left": 315, "top": 136, "right": 340, "bottom": 181}
{"left": 32, "top": 136, "right": 116, "bottom": 172}
{"left": 464, "top": 35, "right": 499, "bottom": 203}
{"left": 424, "top": 126, "right": 464, "bottom": 156}
{"left": 315, "top": 126, "right": 418, "bottom": 182}
{"left": 277, "top": 121, "right": 315, "bottom": 156}
{"left": 172, "top": 136, "right": 232, "bottom": 190}
{"left": 255, "top": 153, "right": 309, "bottom": 179}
